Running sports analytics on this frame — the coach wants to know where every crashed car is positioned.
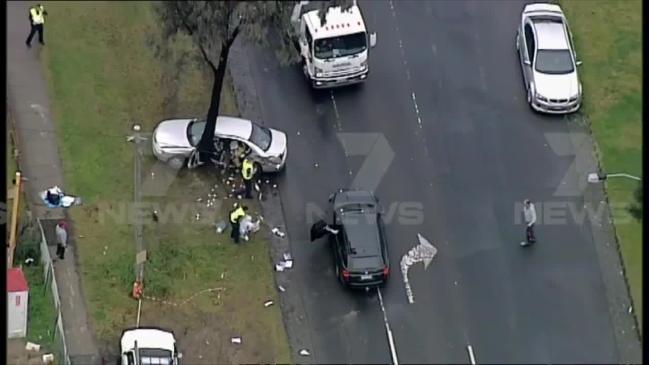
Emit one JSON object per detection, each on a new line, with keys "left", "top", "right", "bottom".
{"left": 311, "top": 189, "right": 390, "bottom": 289}
{"left": 152, "top": 116, "right": 288, "bottom": 172}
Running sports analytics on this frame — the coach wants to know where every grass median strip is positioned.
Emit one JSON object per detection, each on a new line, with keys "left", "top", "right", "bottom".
{"left": 41, "top": 1, "right": 290, "bottom": 361}
{"left": 560, "top": 0, "right": 642, "bottom": 331}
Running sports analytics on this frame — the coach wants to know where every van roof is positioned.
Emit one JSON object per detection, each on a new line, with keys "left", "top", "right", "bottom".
{"left": 304, "top": 4, "right": 366, "bottom": 39}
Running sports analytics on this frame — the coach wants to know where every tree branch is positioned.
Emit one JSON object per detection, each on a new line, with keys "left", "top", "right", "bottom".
{"left": 198, "top": 43, "right": 217, "bottom": 73}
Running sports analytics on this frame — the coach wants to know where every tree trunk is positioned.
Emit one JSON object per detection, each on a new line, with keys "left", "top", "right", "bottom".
{"left": 197, "top": 41, "right": 235, "bottom": 162}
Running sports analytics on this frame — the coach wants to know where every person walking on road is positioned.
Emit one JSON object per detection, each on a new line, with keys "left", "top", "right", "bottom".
{"left": 26, "top": 3, "right": 48, "bottom": 47}
{"left": 521, "top": 199, "right": 537, "bottom": 247}
{"left": 229, "top": 204, "right": 248, "bottom": 244}
{"left": 241, "top": 158, "right": 257, "bottom": 199}
{"left": 55, "top": 220, "right": 68, "bottom": 259}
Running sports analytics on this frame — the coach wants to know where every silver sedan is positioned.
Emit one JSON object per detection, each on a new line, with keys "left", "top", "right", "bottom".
{"left": 516, "top": 3, "right": 582, "bottom": 114}
{"left": 152, "top": 116, "right": 287, "bottom": 172}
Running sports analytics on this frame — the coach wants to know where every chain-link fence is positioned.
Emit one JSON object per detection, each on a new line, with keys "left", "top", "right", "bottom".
{"left": 37, "top": 218, "right": 71, "bottom": 365}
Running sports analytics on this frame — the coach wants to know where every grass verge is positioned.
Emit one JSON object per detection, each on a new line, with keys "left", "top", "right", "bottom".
{"left": 40, "top": 1, "right": 290, "bottom": 361}
{"left": 560, "top": 0, "right": 642, "bottom": 332}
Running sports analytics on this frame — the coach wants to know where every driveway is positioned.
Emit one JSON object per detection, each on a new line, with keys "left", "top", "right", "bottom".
{"left": 244, "top": 0, "right": 637, "bottom": 363}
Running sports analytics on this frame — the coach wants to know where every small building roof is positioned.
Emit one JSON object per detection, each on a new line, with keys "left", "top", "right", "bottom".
{"left": 7, "top": 268, "right": 29, "bottom": 292}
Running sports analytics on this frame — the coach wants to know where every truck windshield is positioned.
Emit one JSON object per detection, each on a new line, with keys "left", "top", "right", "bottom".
{"left": 314, "top": 32, "right": 367, "bottom": 59}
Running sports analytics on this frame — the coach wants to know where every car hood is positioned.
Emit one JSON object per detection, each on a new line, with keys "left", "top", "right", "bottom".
{"left": 533, "top": 71, "right": 579, "bottom": 99}
{"left": 267, "top": 129, "right": 287, "bottom": 157}
{"left": 153, "top": 119, "right": 193, "bottom": 148}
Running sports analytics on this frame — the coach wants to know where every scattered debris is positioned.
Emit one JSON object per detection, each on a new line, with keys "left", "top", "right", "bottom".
{"left": 283, "top": 260, "right": 293, "bottom": 269}
{"left": 254, "top": 183, "right": 261, "bottom": 192}
{"left": 283, "top": 253, "right": 292, "bottom": 261}
{"left": 629, "top": 306, "right": 633, "bottom": 314}
{"left": 25, "top": 342, "right": 41, "bottom": 351}
{"left": 24, "top": 257, "right": 35, "bottom": 265}
{"left": 272, "top": 227, "right": 286, "bottom": 238}
{"left": 42, "top": 354, "right": 54, "bottom": 364}
{"left": 264, "top": 300, "right": 274, "bottom": 307}
{"left": 275, "top": 263, "right": 285, "bottom": 272}
{"left": 231, "top": 337, "right": 242, "bottom": 344}
{"left": 215, "top": 221, "right": 228, "bottom": 234}
{"left": 265, "top": 179, "right": 270, "bottom": 184}
{"left": 196, "top": 197, "right": 203, "bottom": 202}
{"left": 297, "top": 131, "right": 301, "bottom": 136}
{"left": 273, "top": 184, "right": 278, "bottom": 189}
{"left": 278, "top": 285, "right": 286, "bottom": 292}
{"left": 195, "top": 213, "right": 201, "bottom": 221}
{"left": 299, "top": 349, "right": 311, "bottom": 356}
{"left": 251, "top": 255, "right": 255, "bottom": 261}
{"left": 314, "top": 163, "right": 319, "bottom": 168}
{"left": 205, "top": 340, "right": 210, "bottom": 345}
{"left": 221, "top": 272, "right": 225, "bottom": 279}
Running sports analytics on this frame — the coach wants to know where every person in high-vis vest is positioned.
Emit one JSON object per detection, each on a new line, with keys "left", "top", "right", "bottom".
{"left": 26, "top": 3, "right": 48, "bottom": 47}
{"left": 241, "top": 158, "right": 257, "bottom": 199}
{"left": 229, "top": 204, "right": 248, "bottom": 244}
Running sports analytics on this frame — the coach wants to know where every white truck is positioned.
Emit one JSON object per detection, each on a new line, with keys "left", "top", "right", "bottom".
{"left": 120, "top": 328, "right": 182, "bottom": 365}
{"left": 291, "top": 1, "right": 377, "bottom": 88}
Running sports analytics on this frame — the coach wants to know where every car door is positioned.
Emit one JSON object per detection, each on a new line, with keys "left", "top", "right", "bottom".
{"left": 523, "top": 21, "right": 536, "bottom": 88}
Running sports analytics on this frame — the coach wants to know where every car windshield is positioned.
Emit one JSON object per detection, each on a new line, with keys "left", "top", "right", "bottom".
{"left": 314, "top": 32, "right": 367, "bottom": 59}
{"left": 249, "top": 122, "right": 272, "bottom": 152}
{"left": 187, "top": 120, "right": 206, "bottom": 147}
{"left": 535, "top": 49, "right": 574, "bottom": 74}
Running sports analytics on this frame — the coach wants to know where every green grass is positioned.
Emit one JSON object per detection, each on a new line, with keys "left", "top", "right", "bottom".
{"left": 560, "top": 0, "right": 642, "bottom": 332}
{"left": 40, "top": 1, "right": 290, "bottom": 361}
{"left": 23, "top": 264, "right": 58, "bottom": 354}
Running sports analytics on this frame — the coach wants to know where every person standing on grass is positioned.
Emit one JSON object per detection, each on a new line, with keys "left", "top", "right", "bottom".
{"left": 55, "top": 220, "right": 68, "bottom": 259}
{"left": 521, "top": 199, "right": 537, "bottom": 247}
{"left": 229, "top": 204, "right": 248, "bottom": 244}
{"left": 26, "top": 3, "right": 48, "bottom": 47}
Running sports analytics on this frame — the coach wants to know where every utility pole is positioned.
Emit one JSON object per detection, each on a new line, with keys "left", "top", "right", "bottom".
{"left": 7, "top": 171, "right": 22, "bottom": 268}
{"left": 127, "top": 124, "right": 148, "bottom": 283}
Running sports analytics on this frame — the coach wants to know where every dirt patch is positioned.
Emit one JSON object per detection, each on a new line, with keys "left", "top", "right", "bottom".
{"left": 138, "top": 300, "right": 275, "bottom": 364}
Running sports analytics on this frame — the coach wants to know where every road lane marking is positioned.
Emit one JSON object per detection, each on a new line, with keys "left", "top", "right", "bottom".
{"left": 377, "top": 288, "right": 399, "bottom": 365}
{"left": 329, "top": 90, "right": 343, "bottom": 132}
{"left": 400, "top": 234, "right": 438, "bottom": 303}
{"left": 467, "top": 344, "right": 477, "bottom": 364}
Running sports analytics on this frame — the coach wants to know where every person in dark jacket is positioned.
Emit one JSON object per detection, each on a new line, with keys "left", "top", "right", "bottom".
{"left": 55, "top": 220, "right": 68, "bottom": 259}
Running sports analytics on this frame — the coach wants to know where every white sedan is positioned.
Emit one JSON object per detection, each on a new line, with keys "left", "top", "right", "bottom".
{"left": 516, "top": 3, "right": 582, "bottom": 114}
{"left": 152, "top": 116, "right": 287, "bottom": 172}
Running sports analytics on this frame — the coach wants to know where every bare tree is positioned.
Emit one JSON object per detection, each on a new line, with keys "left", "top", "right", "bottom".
{"left": 154, "top": 0, "right": 352, "bottom": 165}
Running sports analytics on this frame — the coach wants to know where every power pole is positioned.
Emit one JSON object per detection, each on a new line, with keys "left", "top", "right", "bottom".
{"left": 127, "top": 124, "right": 148, "bottom": 283}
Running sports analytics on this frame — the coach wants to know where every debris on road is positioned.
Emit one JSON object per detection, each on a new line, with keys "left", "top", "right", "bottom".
{"left": 196, "top": 197, "right": 202, "bottom": 202}
{"left": 264, "top": 300, "right": 274, "bottom": 307}
{"left": 275, "top": 263, "right": 285, "bottom": 272}
{"left": 272, "top": 227, "right": 286, "bottom": 238}
{"left": 231, "top": 337, "right": 242, "bottom": 344}
{"left": 283, "top": 253, "right": 292, "bottom": 261}
{"left": 278, "top": 285, "right": 286, "bottom": 292}
{"left": 299, "top": 349, "right": 311, "bottom": 356}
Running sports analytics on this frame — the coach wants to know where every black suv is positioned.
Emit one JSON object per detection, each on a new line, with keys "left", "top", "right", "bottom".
{"left": 311, "top": 190, "right": 390, "bottom": 289}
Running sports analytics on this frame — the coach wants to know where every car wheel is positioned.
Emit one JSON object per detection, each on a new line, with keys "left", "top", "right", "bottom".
{"left": 168, "top": 157, "right": 185, "bottom": 170}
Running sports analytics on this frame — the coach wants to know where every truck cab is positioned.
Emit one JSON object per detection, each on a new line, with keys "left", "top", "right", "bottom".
{"left": 120, "top": 328, "right": 182, "bottom": 365}
{"left": 291, "top": 1, "right": 377, "bottom": 89}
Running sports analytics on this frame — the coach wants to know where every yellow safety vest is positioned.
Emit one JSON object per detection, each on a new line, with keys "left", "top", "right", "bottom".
{"left": 229, "top": 207, "right": 246, "bottom": 224}
{"left": 30, "top": 6, "right": 45, "bottom": 25}
{"left": 242, "top": 159, "right": 255, "bottom": 180}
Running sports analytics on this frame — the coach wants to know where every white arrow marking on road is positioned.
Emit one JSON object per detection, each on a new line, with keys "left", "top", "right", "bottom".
{"left": 400, "top": 234, "right": 438, "bottom": 304}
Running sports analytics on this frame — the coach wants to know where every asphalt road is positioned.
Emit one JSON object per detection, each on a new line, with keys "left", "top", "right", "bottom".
{"left": 247, "top": 1, "right": 624, "bottom": 363}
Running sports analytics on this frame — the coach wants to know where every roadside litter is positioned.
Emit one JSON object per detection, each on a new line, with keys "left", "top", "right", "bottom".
{"left": 25, "top": 342, "right": 41, "bottom": 351}
{"left": 215, "top": 221, "right": 228, "bottom": 234}
{"left": 231, "top": 337, "right": 242, "bottom": 344}
{"left": 272, "top": 227, "right": 286, "bottom": 238}
{"left": 264, "top": 300, "right": 274, "bottom": 307}
{"left": 278, "top": 285, "right": 286, "bottom": 292}
{"left": 275, "top": 253, "right": 293, "bottom": 271}
{"left": 299, "top": 349, "right": 311, "bottom": 356}
{"left": 42, "top": 353, "right": 55, "bottom": 364}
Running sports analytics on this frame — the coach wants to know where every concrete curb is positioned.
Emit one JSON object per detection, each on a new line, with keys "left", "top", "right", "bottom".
{"left": 564, "top": 113, "right": 642, "bottom": 363}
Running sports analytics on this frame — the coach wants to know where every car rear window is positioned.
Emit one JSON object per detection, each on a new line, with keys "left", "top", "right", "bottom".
{"left": 349, "top": 256, "right": 382, "bottom": 271}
